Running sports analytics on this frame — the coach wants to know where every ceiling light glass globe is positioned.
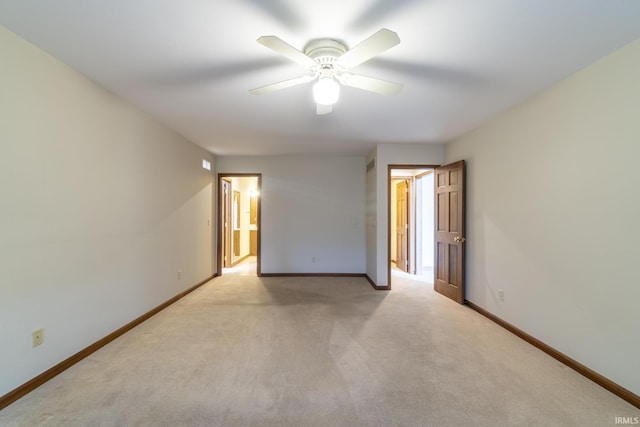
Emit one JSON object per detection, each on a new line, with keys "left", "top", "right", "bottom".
{"left": 313, "top": 77, "right": 340, "bottom": 105}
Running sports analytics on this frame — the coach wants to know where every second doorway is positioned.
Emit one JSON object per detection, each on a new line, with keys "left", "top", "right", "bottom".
{"left": 389, "top": 166, "right": 435, "bottom": 285}
{"left": 218, "top": 174, "right": 261, "bottom": 276}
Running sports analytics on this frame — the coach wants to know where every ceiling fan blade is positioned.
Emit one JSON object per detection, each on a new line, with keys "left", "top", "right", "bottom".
{"left": 249, "top": 75, "right": 316, "bottom": 95}
{"left": 336, "top": 28, "right": 400, "bottom": 69}
{"left": 338, "top": 73, "right": 403, "bottom": 95}
{"left": 316, "top": 104, "right": 333, "bottom": 115}
{"left": 257, "top": 36, "right": 317, "bottom": 68}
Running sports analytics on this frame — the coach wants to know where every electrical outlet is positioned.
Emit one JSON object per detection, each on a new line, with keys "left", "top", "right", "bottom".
{"left": 312, "top": 257, "right": 316, "bottom": 263}
{"left": 32, "top": 328, "right": 44, "bottom": 347}
{"left": 498, "top": 289, "right": 504, "bottom": 302}
{"left": 178, "top": 269, "right": 182, "bottom": 280}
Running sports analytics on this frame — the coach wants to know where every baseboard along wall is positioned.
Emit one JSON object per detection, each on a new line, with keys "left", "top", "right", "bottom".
{"left": 5, "top": 275, "right": 635, "bottom": 411}
{"left": 260, "top": 273, "right": 365, "bottom": 278}
{"left": 0, "top": 274, "right": 217, "bottom": 411}
{"left": 231, "top": 254, "right": 251, "bottom": 267}
{"left": 259, "top": 273, "right": 391, "bottom": 291}
{"left": 365, "top": 274, "right": 390, "bottom": 290}
{"left": 466, "top": 301, "right": 639, "bottom": 409}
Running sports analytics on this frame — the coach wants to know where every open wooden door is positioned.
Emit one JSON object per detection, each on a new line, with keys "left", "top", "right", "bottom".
{"left": 396, "top": 179, "right": 410, "bottom": 273}
{"left": 434, "top": 160, "right": 466, "bottom": 304}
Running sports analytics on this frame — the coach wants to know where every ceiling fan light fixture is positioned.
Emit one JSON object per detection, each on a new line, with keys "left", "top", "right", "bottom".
{"left": 313, "top": 76, "right": 340, "bottom": 106}
{"left": 251, "top": 29, "right": 402, "bottom": 113}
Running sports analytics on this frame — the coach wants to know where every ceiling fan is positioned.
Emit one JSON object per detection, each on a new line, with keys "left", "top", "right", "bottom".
{"left": 249, "top": 28, "right": 403, "bottom": 115}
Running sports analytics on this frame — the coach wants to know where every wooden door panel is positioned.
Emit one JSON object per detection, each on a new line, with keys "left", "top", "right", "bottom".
{"left": 437, "top": 193, "right": 447, "bottom": 232}
{"left": 437, "top": 242, "right": 446, "bottom": 282}
{"left": 449, "top": 192, "right": 459, "bottom": 233}
{"left": 449, "top": 245, "right": 458, "bottom": 286}
{"left": 396, "top": 180, "right": 410, "bottom": 272}
{"left": 449, "top": 169, "right": 459, "bottom": 185}
{"left": 434, "top": 160, "right": 465, "bottom": 304}
{"left": 233, "top": 230, "right": 240, "bottom": 258}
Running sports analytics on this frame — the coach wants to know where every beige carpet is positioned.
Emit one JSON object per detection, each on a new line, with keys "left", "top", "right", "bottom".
{"left": 1, "top": 273, "right": 638, "bottom": 426}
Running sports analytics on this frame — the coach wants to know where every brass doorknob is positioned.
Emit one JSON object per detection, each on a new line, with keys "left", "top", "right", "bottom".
{"left": 454, "top": 236, "right": 466, "bottom": 243}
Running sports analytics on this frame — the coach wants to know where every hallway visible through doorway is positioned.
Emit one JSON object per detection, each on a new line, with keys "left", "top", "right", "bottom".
{"left": 389, "top": 166, "right": 436, "bottom": 287}
{"left": 217, "top": 174, "right": 261, "bottom": 276}
{"left": 222, "top": 256, "right": 258, "bottom": 276}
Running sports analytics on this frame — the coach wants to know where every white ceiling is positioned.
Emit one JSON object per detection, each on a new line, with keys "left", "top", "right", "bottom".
{"left": 2, "top": 1, "right": 640, "bottom": 156}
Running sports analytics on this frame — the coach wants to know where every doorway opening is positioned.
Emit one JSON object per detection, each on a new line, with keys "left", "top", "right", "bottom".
{"left": 217, "top": 174, "right": 261, "bottom": 276}
{"left": 388, "top": 165, "right": 438, "bottom": 288}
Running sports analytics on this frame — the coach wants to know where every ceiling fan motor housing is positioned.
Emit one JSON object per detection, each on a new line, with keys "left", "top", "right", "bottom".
{"left": 304, "top": 39, "right": 347, "bottom": 69}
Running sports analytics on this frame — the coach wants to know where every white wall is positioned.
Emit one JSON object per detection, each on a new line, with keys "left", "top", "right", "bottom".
{"left": 365, "top": 149, "right": 378, "bottom": 282}
{"left": 371, "top": 144, "right": 444, "bottom": 286}
{"left": 417, "top": 172, "right": 435, "bottom": 270}
{"left": 217, "top": 156, "right": 366, "bottom": 274}
{"left": 445, "top": 38, "right": 640, "bottom": 394}
{"left": 0, "top": 27, "right": 215, "bottom": 397}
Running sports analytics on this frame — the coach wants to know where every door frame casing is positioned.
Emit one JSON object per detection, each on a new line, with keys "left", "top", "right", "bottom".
{"left": 387, "top": 165, "right": 439, "bottom": 289}
{"left": 217, "top": 173, "right": 262, "bottom": 276}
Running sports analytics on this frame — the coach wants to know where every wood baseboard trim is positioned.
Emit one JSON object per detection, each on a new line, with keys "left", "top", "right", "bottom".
{"left": 259, "top": 273, "right": 393, "bottom": 291}
{"left": 231, "top": 254, "right": 250, "bottom": 267}
{"left": 260, "top": 273, "right": 365, "bottom": 278}
{"left": 365, "top": 274, "right": 390, "bottom": 290}
{"left": 0, "top": 273, "right": 217, "bottom": 411}
{"left": 466, "top": 301, "right": 640, "bottom": 409}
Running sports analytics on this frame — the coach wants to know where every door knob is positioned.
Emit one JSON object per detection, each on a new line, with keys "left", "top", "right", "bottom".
{"left": 454, "top": 236, "right": 465, "bottom": 243}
